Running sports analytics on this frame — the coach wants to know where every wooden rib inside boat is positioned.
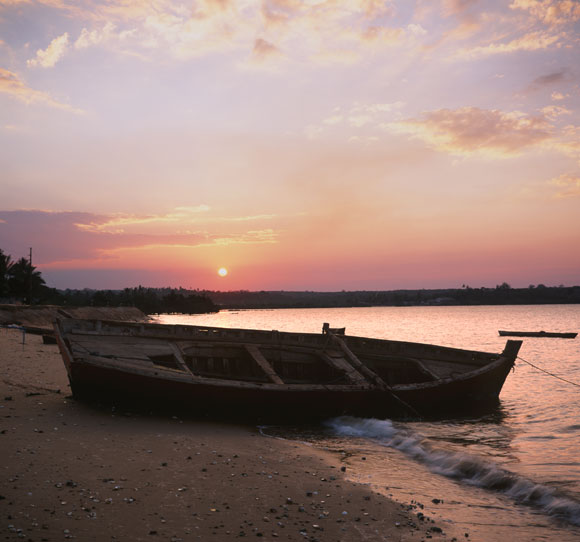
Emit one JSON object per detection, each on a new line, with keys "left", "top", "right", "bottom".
{"left": 54, "top": 318, "right": 522, "bottom": 421}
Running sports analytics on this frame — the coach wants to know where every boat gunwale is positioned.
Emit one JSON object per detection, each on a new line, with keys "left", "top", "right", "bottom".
{"left": 59, "top": 317, "right": 500, "bottom": 359}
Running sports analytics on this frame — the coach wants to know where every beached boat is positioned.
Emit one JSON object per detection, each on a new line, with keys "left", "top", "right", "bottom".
{"left": 498, "top": 330, "right": 577, "bottom": 339}
{"left": 54, "top": 318, "right": 522, "bottom": 420}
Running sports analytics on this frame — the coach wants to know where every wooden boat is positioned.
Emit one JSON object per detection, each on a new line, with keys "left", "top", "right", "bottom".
{"left": 54, "top": 318, "right": 522, "bottom": 421}
{"left": 499, "top": 330, "right": 577, "bottom": 339}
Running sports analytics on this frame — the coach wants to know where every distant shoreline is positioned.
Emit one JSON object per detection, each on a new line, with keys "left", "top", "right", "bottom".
{"left": 214, "top": 301, "right": 580, "bottom": 311}
{"left": 3, "top": 285, "right": 578, "bottom": 316}
{"left": 205, "top": 286, "right": 580, "bottom": 311}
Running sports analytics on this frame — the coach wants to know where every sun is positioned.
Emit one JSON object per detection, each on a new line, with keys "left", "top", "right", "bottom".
{"left": 217, "top": 267, "right": 228, "bottom": 277}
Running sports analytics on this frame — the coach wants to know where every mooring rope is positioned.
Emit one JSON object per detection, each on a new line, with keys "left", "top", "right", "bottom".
{"left": 517, "top": 356, "right": 580, "bottom": 388}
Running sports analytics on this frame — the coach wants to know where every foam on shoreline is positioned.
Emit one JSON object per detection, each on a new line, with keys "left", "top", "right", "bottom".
{"left": 326, "top": 416, "right": 580, "bottom": 527}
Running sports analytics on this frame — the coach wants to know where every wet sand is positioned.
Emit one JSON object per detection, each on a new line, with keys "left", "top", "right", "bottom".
{"left": 0, "top": 328, "right": 447, "bottom": 541}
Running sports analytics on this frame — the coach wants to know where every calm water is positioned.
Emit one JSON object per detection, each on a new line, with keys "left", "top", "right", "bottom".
{"left": 156, "top": 305, "right": 580, "bottom": 541}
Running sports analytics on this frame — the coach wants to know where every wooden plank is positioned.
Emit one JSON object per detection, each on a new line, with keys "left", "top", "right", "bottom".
{"left": 245, "top": 345, "right": 284, "bottom": 385}
{"left": 319, "top": 353, "right": 368, "bottom": 385}
{"left": 327, "top": 333, "right": 389, "bottom": 391}
{"left": 412, "top": 359, "right": 441, "bottom": 380}
{"left": 170, "top": 342, "right": 193, "bottom": 373}
{"left": 327, "top": 332, "right": 423, "bottom": 416}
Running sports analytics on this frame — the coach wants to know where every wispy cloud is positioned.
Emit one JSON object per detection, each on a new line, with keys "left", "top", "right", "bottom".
{"left": 196, "top": 228, "right": 277, "bottom": 248}
{"left": 360, "top": 25, "right": 404, "bottom": 44}
{"left": 549, "top": 173, "right": 580, "bottom": 198}
{"left": 391, "top": 107, "right": 552, "bottom": 156}
{"left": 27, "top": 32, "right": 69, "bottom": 68}
{"left": 428, "top": 0, "right": 486, "bottom": 46}
{"left": 77, "top": 206, "right": 212, "bottom": 234}
{"left": 2, "top": 0, "right": 575, "bottom": 70}
{"left": 0, "top": 67, "right": 84, "bottom": 113}
{"left": 251, "top": 37, "right": 281, "bottom": 62}
{"left": 547, "top": 124, "right": 580, "bottom": 162}
{"left": 526, "top": 69, "right": 570, "bottom": 93}
{"left": 456, "top": 30, "right": 560, "bottom": 58}
{"left": 313, "top": 101, "right": 406, "bottom": 138}
{"left": 541, "top": 104, "right": 571, "bottom": 120}
{"left": 1, "top": 0, "right": 418, "bottom": 66}
{"left": 75, "top": 22, "right": 122, "bottom": 49}
{"left": 222, "top": 214, "right": 277, "bottom": 223}
{"left": 242, "top": 37, "right": 286, "bottom": 69}
{"left": 0, "top": 1, "right": 68, "bottom": 7}
{"left": 0, "top": 209, "right": 279, "bottom": 266}
{"left": 510, "top": 0, "right": 580, "bottom": 27}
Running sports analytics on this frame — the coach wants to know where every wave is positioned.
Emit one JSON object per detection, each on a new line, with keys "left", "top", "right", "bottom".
{"left": 325, "top": 416, "right": 580, "bottom": 527}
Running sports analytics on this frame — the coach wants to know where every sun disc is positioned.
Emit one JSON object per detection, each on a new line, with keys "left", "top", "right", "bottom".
{"left": 217, "top": 267, "right": 228, "bottom": 277}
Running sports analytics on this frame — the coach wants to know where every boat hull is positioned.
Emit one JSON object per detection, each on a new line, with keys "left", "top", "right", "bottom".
{"left": 55, "top": 320, "right": 519, "bottom": 421}
{"left": 65, "top": 360, "right": 512, "bottom": 421}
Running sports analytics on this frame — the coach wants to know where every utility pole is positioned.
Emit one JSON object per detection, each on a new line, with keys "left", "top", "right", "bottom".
{"left": 28, "top": 247, "right": 33, "bottom": 305}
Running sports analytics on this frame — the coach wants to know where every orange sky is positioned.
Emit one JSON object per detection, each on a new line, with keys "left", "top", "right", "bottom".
{"left": 1, "top": 0, "right": 579, "bottom": 290}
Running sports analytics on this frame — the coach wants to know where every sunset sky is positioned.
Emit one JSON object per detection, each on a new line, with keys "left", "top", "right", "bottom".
{"left": 1, "top": 0, "right": 579, "bottom": 291}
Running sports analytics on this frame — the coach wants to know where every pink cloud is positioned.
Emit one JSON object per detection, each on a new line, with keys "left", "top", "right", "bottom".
{"left": 393, "top": 107, "right": 553, "bottom": 156}
{"left": 550, "top": 173, "right": 580, "bottom": 198}
{"left": 510, "top": 0, "right": 580, "bottom": 27}
{"left": 0, "top": 67, "right": 84, "bottom": 113}
{"left": 456, "top": 30, "right": 561, "bottom": 58}
{"left": 361, "top": 26, "right": 404, "bottom": 44}
{"left": 252, "top": 38, "right": 280, "bottom": 61}
{"left": 0, "top": 210, "right": 277, "bottom": 269}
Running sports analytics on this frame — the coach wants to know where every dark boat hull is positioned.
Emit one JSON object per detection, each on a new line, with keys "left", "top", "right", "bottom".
{"left": 67, "top": 362, "right": 393, "bottom": 420}
{"left": 55, "top": 319, "right": 520, "bottom": 421}
{"left": 66, "top": 358, "right": 513, "bottom": 421}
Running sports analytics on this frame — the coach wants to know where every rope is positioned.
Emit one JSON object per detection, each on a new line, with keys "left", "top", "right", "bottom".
{"left": 517, "top": 356, "right": 580, "bottom": 388}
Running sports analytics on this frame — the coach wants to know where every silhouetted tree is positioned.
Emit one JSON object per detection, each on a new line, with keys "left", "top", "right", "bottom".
{"left": 496, "top": 282, "right": 511, "bottom": 290}
{"left": 7, "top": 257, "right": 46, "bottom": 303}
{"left": 0, "top": 249, "right": 13, "bottom": 298}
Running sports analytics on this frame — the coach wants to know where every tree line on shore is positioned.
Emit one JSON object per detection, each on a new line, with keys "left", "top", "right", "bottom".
{"left": 0, "top": 249, "right": 217, "bottom": 314}
{"left": 50, "top": 286, "right": 219, "bottom": 315}
{"left": 2, "top": 248, "right": 579, "bottom": 313}
{"left": 205, "top": 284, "right": 580, "bottom": 309}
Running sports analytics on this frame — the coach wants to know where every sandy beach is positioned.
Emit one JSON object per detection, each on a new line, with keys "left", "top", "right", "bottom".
{"left": 0, "top": 327, "right": 449, "bottom": 542}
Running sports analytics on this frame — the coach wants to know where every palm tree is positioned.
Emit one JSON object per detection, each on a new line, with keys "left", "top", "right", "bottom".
{"left": 0, "top": 249, "right": 14, "bottom": 298}
{"left": 7, "top": 257, "right": 46, "bottom": 304}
